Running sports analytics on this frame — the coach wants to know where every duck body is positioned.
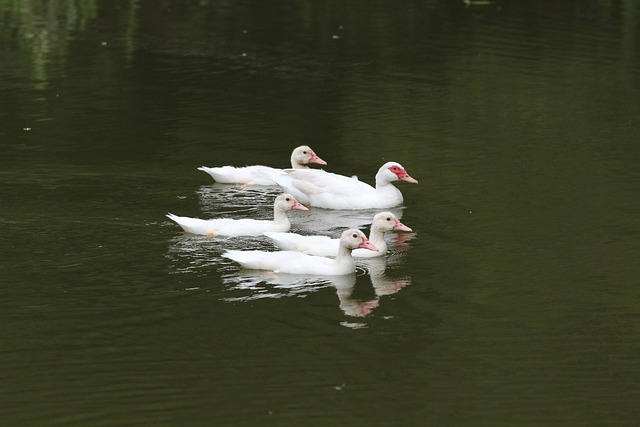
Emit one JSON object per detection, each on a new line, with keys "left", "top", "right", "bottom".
{"left": 223, "top": 229, "right": 378, "bottom": 275}
{"left": 263, "top": 233, "right": 339, "bottom": 257}
{"left": 266, "top": 161, "right": 418, "bottom": 210}
{"left": 198, "top": 145, "right": 326, "bottom": 185}
{"left": 166, "top": 193, "right": 307, "bottom": 237}
{"left": 166, "top": 214, "right": 290, "bottom": 237}
{"left": 197, "top": 165, "right": 285, "bottom": 186}
{"left": 264, "top": 212, "right": 412, "bottom": 257}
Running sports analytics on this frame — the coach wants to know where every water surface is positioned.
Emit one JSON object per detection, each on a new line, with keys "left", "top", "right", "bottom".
{"left": 1, "top": 1, "right": 639, "bottom": 426}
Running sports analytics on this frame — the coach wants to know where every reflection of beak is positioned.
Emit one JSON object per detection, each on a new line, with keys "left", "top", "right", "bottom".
{"left": 400, "top": 172, "right": 418, "bottom": 184}
{"left": 359, "top": 237, "right": 379, "bottom": 252}
{"left": 393, "top": 219, "right": 412, "bottom": 232}
{"left": 393, "top": 278, "right": 411, "bottom": 293}
{"left": 293, "top": 201, "right": 309, "bottom": 211}
{"left": 310, "top": 152, "right": 327, "bottom": 165}
{"left": 393, "top": 233, "right": 417, "bottom": 245}
{"left": 359, "top": 298, "right": 380, "bottom": 316}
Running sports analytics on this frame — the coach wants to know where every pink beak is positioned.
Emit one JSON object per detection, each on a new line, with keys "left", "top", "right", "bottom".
{"left": 399, "top": 170, "right": 418, "bottom": 184}
{"left": 309, "top": 151, "right": 327, "bottom": 166}
{"left": 292, "top": 200, "right": 309, "bottom": 211}
{"left": 393, "top": 219, "right": 412, "bottom": 232}
{"left": 359, "top": 236, "right": 379, "bottom": 252}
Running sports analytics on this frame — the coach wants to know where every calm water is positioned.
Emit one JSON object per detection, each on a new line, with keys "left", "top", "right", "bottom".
{"left": 2, "top": 0, "right": 640, "bottom": 425}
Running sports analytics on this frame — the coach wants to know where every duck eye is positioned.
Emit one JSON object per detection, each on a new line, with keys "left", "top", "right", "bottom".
{"left": 285, "top": 197, "right": 290, "bottom": 201}
{"left": 386, "top": 217, "right": 391, "bottom": 221}
{"left": 303, "top": 151, "right": 307, "bottom": 154}
{"left": 352, "top": 233, "right": 358, "bottom": 238}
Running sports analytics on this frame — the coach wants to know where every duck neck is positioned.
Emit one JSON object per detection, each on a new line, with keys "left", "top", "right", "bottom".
{"left": 290, "top": 156, "right": 308, "bottom": 169}
{"left": 375, "top": 176, "right": 399, "bottom": 191}
{"left": 333, "top": 243, "right": 357, "bottom": 275}
{"left": 368, "top": 227, "right": 388, "bottom": 253}
{"left": 291, "top": 161, "right": 307, "bottom": 169}
{"left": 273, "top": 207, "right": 291, "bottom": 226}
{"left": 335, "top": 245, "right": 355, "bottom": 265}
{"left": 374, "top": 179, "right": 402, "bottom": 203}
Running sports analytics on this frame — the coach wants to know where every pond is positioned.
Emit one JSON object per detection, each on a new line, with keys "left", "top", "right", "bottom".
{"left": 1, "top": 0, "right": 639, "bottom": 425}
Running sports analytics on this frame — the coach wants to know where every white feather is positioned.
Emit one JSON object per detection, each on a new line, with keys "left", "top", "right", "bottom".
{"left": 198, "top": 145, "right": 326, "bottom": 185}
{"left": 262, "top": 161, "right": 418, "bottom": 209}
{"left": 264, "top": 212, "right": 412, "bottom": 257}
{"left": 167, "top": 193, "right": 307, "bottom": 236}
{"left": 223, "top": 229, "right": 378, "bottom": 276}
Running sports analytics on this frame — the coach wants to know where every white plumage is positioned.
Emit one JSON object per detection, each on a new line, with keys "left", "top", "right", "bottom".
{"left": 166, "top": 193, "right": 308, "bottom": 236}
{"left": 198, "top": 145, "right": 326, "bottom": 185}
{"left": 222, "top": 229, "right": 378, "bottom": 275}
{"left": 264, "top": 161, "right": 418, "bottom": 209}
{"left": 264, "top": 212, "right": 412, "bottom": 257}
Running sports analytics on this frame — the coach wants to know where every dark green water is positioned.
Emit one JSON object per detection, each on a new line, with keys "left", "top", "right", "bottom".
{"left": 2, "top": 1, "right": 639, "bottom": 425}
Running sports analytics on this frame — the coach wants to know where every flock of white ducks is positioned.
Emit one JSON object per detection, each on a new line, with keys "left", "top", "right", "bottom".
{"left": 167, "top": 145, "right": 418, "bottom": 276}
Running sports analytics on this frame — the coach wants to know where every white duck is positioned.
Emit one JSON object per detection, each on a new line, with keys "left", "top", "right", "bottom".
{"left": 198, "top": 145, "right": 326, "bottom": 185}
{"left": 265, "top": 161, "right": 418, "bottom": 209}
{"left": 166, "top": 193, "right": 308, "bottom": 236}
{"left": 222, "top": 229, "right": 378, "bottom": 275}
{"left": 263, "top": 212, "right": 412, "bottom": 257}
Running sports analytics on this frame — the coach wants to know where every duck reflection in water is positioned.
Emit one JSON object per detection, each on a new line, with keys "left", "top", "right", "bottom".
{"left": 221, "top": 247, "right": 413, "bottom": 317}
{"left": 221, "top": 271, "right": 381, "bottom": 317}
{"left": 358, "top": 256, "right": 412, "bottom": 297}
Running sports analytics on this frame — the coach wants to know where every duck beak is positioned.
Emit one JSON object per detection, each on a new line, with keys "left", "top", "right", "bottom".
{"left": 399, "top": 171, "right": 418, "bottom": 184}
{"left": 309, "top": 152, "right": 327, "bottom": 165}
{"left": 359, "top": 236, "right": 379, "bottom": 252}
{"left": 393, "top": 219, "right": 412, "bottom": 232}
{"left": 292, "top": 200, "right": 309, "bottom": 211}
